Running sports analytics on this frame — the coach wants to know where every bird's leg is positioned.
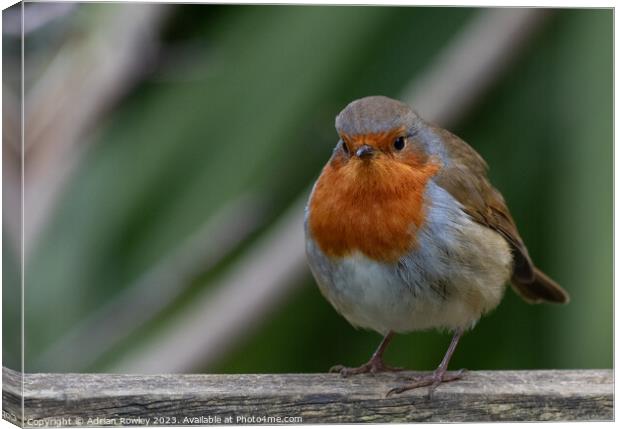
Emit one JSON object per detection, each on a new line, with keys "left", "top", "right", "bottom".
{"left": 387, "top": 328, "right": 466, "bottom": 399}
{"left": 330, "top": 331, "right": 403, "bottom": 377}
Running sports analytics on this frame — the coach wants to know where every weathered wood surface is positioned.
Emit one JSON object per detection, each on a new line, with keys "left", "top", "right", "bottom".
{"left": 2, "top": 367, "right": 613, "bottom": 426}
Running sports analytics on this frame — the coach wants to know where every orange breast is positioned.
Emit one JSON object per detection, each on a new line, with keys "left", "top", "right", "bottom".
{"left": 308, "top": 155, "right": 440, "bottom": 262}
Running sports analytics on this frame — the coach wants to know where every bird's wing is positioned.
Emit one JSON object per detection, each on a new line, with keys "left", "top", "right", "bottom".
{"left": 430, "top": 126, "right": 535, "bottom": 284}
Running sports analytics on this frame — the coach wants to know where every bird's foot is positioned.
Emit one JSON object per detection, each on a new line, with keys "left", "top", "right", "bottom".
{"left": 386, "top": 368, "right": 466, "bottom": 399}
{"left": 329, "top": 355, "right": 403, "bottom": 377}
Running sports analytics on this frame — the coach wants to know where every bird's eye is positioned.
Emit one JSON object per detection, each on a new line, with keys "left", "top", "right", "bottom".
{"left": 341, "top": 140, "right": 350, "bottom": 155}
{"left": 394, "top": 136, "right": 406, "bottom": 151}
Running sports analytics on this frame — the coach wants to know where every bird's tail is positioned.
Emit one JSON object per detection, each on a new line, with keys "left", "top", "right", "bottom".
{"left": 511, "top": 267, "right": 570, "bottom": 304}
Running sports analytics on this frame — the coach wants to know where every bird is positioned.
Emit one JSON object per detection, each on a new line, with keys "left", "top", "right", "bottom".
{"left": 303, "top": 95, "right": 569, "bottom": 398}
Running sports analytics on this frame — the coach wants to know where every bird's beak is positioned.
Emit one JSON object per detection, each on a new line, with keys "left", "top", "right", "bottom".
{"left": 355, "top": 144, "right": 375, "bottom": 159}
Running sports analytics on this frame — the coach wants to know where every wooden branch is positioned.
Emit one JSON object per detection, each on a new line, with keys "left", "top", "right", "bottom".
{"left": 2, "top": 368, "right": 612, "bottom": 425}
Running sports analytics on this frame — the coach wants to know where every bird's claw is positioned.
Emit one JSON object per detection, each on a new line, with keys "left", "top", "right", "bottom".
{"left": 328, "top": 364, "right": 348, "bottom": 375}
{"left": 386, "top": 368, "right": 466, "bottom": 399}
{"left": 329, "top": 357, "right": 404, "bottom": 377}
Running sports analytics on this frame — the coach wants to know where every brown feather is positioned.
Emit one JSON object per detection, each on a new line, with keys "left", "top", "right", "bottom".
{"left": 512, "top": 267, "right": 570, "bottom": 304}
{"left": 430, "top": 126, "right": 569, "bottom": 304}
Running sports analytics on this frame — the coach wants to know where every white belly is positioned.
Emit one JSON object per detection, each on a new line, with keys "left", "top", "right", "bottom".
{"left": 305, "top": 182, "right": 513, "bottom": 334}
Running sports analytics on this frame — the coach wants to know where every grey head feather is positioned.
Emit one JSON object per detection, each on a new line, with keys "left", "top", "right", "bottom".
{"left": 335, "top": 95, "right": 421, "bottom": 136}
{"left": 335, "top": 96, "right": 453, "bottom": 166}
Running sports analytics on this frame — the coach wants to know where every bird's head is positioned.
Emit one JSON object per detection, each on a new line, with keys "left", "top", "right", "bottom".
{"left": 332, "top": 96, "right": 432, "bottom": 176}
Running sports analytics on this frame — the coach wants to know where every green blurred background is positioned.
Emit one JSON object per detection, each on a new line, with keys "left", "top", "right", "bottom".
{"left": 2, "top": 4, "right": 612, "bottom": 373}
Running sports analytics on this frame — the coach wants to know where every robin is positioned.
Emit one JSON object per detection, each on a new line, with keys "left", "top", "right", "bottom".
{"left": 304, "top": 95, "right": 569, "bottom": 398}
